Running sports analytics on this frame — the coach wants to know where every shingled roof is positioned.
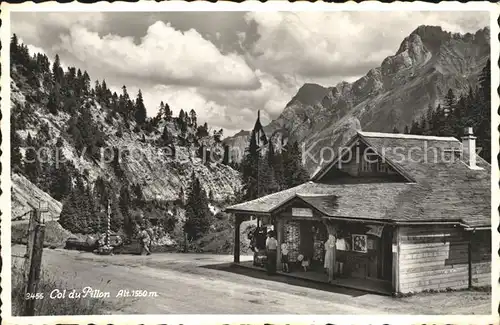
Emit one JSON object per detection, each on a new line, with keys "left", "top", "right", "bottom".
{"left": 225, "top": 131, "right": 491, "bottom": 228}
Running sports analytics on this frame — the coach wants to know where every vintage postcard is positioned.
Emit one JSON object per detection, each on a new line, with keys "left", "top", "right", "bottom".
{"left": 1, "top": 1, "right": 498, "bottom": 324}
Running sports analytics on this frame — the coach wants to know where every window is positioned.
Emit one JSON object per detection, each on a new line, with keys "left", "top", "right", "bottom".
{"left": 361, "top": 154, "right": 381, "bottom": 173}
{"left": 378, "top": 162, "right": 388, "bottom": 173}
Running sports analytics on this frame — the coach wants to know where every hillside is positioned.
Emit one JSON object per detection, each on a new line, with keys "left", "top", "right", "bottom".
{"left": 11, "top": 75, "right": 241, "bottom": 202}
{"left": 225, "top": 25, "right": 490, "bottom": 173}
{"left": 10, "top": 37, "right": 242, "bottom": 240}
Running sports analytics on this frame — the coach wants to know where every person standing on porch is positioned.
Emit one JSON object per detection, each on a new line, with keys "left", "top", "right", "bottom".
{"left": 324, "top": 234, "right": 336, "bottom": 283}
{"left": 266, "top": 230, "right": 278, "bottom": 275}
{"left": 280, "top": 240, "right": 290, "bottom": 273}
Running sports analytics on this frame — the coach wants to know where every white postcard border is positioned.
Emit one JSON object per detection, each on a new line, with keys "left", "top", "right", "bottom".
{"left": 1, "top": 1, "right": 498, "bottom": 324}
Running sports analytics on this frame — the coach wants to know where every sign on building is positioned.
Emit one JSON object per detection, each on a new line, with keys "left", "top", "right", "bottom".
{"left": 366, "top": 224, "right": 384, "bottom": 237}
{"left": 292, "top": 208, "right": 313, "bottom": 217}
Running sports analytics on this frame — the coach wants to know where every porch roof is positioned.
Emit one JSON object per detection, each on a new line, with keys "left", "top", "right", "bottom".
{"left": 226, "top": 181, "right": 408, "bottom": 223}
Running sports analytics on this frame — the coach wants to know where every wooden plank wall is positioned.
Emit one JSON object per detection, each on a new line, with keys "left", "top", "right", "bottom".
{"left": 471, "top": 230, "right": 491, "bottom": 287}
{"left": 397, "top": 225, "right": 491, "bottom": 293}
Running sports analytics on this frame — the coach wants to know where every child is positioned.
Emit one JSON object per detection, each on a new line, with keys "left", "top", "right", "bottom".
{"left": 280, "top": 241, "right": 290, "bottom": 273}
{"left": 302, "top": 256, "right": 310, "bottom": 272}
{"left": 298, "top": 254, "right": 309, "bottom": 272}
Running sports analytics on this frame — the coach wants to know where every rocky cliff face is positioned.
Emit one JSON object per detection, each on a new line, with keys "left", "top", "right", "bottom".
{"left": 225, "top": 25, "right": 490, "bottom": 173}
{"left": 11, "top": 64, "right": 243, "bottom": 219}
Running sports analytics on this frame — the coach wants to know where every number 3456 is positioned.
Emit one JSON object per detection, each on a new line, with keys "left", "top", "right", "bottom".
{"left": 25, "top": 292, "right": 44, "bottom": 300}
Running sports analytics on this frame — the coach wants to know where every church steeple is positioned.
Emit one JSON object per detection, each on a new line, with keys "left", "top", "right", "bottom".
{"left": 252, "top": 110, "right": 267, "bottom": 148}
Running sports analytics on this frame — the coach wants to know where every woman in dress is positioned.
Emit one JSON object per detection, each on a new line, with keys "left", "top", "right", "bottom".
{"left": 324, "top": 234, "right": 336, "bottom": 283}
{"left": 265, "top": 230, "right": 278, "bottom": 275}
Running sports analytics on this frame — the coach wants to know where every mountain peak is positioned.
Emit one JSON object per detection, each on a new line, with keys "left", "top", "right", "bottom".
{"left": 406, "top": 25, "right": 489, "bottom": 53}
{"left": 287, "top": 83, "right": 329, "bottom": 107}
{"left": 411, "top": 25, "right": 446, "bottom": 37}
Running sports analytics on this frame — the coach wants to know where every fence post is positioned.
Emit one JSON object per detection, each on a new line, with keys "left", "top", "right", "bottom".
{"left": 23, "top": 210, "right": 45, "bottom": 316}
{"left": 23, "top": 209, "right": 40, "bottom": 283}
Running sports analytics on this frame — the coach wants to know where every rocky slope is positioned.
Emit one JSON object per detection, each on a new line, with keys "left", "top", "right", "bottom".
{"left": 11, "top": 173, "right": 62, "bottom": 222}
{"left": 225, "top": 25, "right": 490, "bottom": 173}
{"left": 10, "top": 63, "right": 243, "bottom": 221}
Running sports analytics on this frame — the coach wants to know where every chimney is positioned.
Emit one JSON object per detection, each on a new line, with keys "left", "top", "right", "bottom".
{"left": 461, "top": 127, "right": 477, "bottom": 169}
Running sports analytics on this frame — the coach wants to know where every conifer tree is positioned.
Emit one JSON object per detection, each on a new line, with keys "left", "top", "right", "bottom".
{"left": 183, "top": 172, "right": 212, "bottom": 241}
{"left": 283, "top": 141, "right": 309, "bottom": 189}
{"left": 48, "top": 162, "right": 72, "bottom": 201}
{"left": 47, "top": 88, "right": 59, "bottom": 115}
{"left": 24, "top": 133, "right": 41, "bottom": 184}
{"left": 110, "top": 195, "right": 124, "bottom": 232}
{"left": 196, "top": 123, "right": 209, "bottom": 138}
{"left": 157, "top": 101, "right": 166, "bottom": 121}
{"left": 82, "top": 71, "right": 91, "bottom": 95}
{"left": 11, "top": 129, "right": 23, "bottom": 172}
{"left": 119, "top": 185, "right": 134, "bottom": 237}
{"left": 134, "top": 89, "right": 147, "bottom": 124}
{"left": 162, "top": 125, "right": 173, "bottom": 145}
{"left": 178, "top": 109, "right": 188, "bottom": 134}
{"left": 165, "top": 102, "right": 172, "bottom": 121}
{"left": 119, "top": 85, "right": 129, "bottom": 117}
{"left": 479, "top": 59, "right": 490, "bottom": 103}
{"left": 179, "top": 109, "right": 185, "bottom": 123}
{"left": 10, "top": 34, "right": 19, "bottom": 61}
{"left": 222, "top": 144, "right": 230, "bottom": 165}
{"left": 52, "top": 54, "right": 63, "bottom": 83}
{"left": 133, "top": 183, "right": 145, "bottom": 207}
{"left": 477, "top": 59, "right": 491, "bottom": 162}
{"left": 58, "top": 192, "right": 79, "bottom": 233}
{"left": 241, "top": 130, "right": 259, "bottom": 200}
{"left": 272, "top": 151, "right": 286, "bottom": 190}
{"left": 267, "top": 139, "right": 275, "bottom": 166}
{"left": 256, "top": 155, "right": 279, "bottom": 197}
{"left": 189, "top": 109, "right": 197, "bottom": 127}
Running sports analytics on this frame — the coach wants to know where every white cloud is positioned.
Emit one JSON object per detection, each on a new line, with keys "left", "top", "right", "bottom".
{"left": 11, "top": 12, "right": 105, "bottom": 46}
{"left": 245, "top": 11, "right": 489, "bottom": 79}
{"left": 56, "top": 21, "right": 260, "bottom": 90}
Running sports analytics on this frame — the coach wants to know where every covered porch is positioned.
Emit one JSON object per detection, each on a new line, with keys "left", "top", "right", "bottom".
{"left": 230, "top": 194, "right": 398, "bottom": 295}
{"left": 235, "top": 260, "right": 393, "bottom": 295}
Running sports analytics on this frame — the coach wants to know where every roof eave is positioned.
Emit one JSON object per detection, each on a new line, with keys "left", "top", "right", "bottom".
{"left": 223, "top": 208, "right": 272, "bottom": 216}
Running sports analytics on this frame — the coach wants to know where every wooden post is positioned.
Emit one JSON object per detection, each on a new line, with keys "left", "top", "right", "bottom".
{"left": 234, "top": 214, "right": 241, "bottom": 263}
{"left": 23, "top": 222, "right": 45, "bottom": 316}
{"left": 276, "top": 217, "right": 283, "bottom": 271}
{"left": 106, "top": 201, "right": 111, "bottom": 246}
{"left": 392, "top": 226, "right": 400, "bottom": 294}
{"left": 467, "top": 231, "right": 473, "bottom": 289}
{"left": 23, "top": 209, "right": 41, "bottom": 283}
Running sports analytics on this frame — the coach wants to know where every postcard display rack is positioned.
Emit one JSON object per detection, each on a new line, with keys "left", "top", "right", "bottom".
{"left": 284, "top": 221, "right": 300, "bottom": 262}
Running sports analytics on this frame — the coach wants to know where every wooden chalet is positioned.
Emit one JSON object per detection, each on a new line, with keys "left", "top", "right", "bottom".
{"left": 225, "top": 128, "right": 491, "bottom": 294}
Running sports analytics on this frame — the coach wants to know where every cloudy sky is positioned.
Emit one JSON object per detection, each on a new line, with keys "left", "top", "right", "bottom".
{"left": 11, "top": 11, "right": 488, "bottom": 136}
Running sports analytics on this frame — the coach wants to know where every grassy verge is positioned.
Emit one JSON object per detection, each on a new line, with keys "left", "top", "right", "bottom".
{"left": 393, "top": 286, "right": 492, "bottom": 298}
{"left": 11, "top": 261, "right": 109, "bottom": 316}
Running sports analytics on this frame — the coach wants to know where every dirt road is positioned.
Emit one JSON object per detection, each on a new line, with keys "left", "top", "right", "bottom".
{"left": 11, "top": 245, "right": 491, "bottom": 315}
